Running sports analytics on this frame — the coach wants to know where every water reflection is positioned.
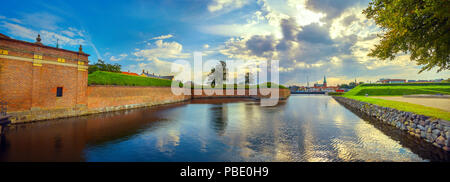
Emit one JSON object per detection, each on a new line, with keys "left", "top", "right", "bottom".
{"left": 0, "top": 96, "right": 448, "bottom": 162}
{"left": 209, "top": 104, "right": 228, "bottom": 136}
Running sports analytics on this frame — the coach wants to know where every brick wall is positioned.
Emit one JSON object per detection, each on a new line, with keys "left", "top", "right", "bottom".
{"left": 86, "top": 85, "right": 191, "bottom": 111}
{"left": 0, "top": 37, "right": 89, "bottom": 112}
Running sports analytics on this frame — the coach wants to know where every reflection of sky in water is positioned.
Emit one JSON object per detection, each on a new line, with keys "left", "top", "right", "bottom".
{"left": 83, "top": 96, "right": 429, "bottom": 161}
{"left": 3, "top": 96, "right": 446, "bottom": 162}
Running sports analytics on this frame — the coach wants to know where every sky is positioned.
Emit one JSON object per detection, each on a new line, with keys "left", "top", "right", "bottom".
{"left": 1, "top": 0, "right": 448, "bottom": 86}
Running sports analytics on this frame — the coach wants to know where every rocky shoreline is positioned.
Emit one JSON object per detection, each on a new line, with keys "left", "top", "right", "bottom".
{"left": 333, "top": 96, "right": 450, "bottom": 152}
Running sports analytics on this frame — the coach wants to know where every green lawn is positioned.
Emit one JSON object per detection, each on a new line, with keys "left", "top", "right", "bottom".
{"left": 344, "top": 84, "right": 450, "bottom": 96}
{"left": 343, "top": 96, "right": 450, "bottom": 120}
{"left": 88, "top": 71, "right": 174, "bottom": 87}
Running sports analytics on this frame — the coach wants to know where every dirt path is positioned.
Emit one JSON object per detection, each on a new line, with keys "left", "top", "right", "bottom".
{"left": 372, "top": 96, "right": 450, "bottom": 112}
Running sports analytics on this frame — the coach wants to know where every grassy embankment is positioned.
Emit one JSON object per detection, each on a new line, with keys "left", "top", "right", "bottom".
{"left": 339, "top": 83, "right": 450, "bottom": 120}
{"left": 88, "top": 71, "right": 174, "bottom": 86}
{"left": 88, "top": 71, "right": 288, "bottom": 89}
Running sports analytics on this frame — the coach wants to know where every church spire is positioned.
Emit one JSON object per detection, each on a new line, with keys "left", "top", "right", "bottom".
{"left": 323, "top": 75, "right": 327, "bottom": 87}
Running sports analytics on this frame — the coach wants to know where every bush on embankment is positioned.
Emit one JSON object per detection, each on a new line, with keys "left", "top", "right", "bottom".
{"left": 344, "top": 84, "right": 450, "bottom": 96}
{"left": 88, "top": 71, "right": 174, "bottom": 87}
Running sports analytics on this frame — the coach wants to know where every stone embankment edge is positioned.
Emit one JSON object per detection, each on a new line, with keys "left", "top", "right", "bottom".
{"left": 332, "top": 96, "right": 450, "bottom": 152}
{"left": 7, "top": 97, "right": 190, "bottom": 124}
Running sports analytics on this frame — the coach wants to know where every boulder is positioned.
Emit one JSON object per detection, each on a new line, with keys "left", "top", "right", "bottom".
{"left": 436, "top": 136, "right": 446, "bottom": 146}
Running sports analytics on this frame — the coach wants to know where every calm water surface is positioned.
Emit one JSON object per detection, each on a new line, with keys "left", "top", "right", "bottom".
{"left": 1, "top": 95, "right": 449, "bottom": 162}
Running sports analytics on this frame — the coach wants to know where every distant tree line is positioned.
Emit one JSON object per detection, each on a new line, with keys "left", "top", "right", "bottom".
{"left": 338, "top": 82, "right": 365, "bottom": 89}
{"left": 88, "top": 59, "right": 122, "bottom": 74}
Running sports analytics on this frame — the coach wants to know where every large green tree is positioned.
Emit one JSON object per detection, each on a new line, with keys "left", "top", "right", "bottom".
{"left": 88, "top": 59, "right": 122, "bottom": 74}
{"left": 363, "top": 0, "right": 449, "bottom": 72}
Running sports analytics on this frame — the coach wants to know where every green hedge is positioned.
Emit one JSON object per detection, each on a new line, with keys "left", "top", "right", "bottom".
{"left": 88, "top": 71, "right": 174, "bottom": 87}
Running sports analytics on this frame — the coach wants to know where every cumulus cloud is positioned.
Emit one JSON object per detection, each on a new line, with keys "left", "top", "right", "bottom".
{"left": 20, "top": 12, "right": 62, "bottom": 30}
{"left": 1, "top": 22, "right": 37, "bottom": 40}
{"left": 216, "top": 2, "right": 434, "bottom": 86}
{"left": 297, "top": 23, "right": 332, "bottom": 44}
{"left": 134, "top": 39, "right": 190, "bottom": 60}
{"left": 130, "top": 39, "right": 191, "bottom": 76}
{"left": 208, "top": 0, "right": 249, "bottom": 13}
{"left": 246, "top": 35, "right": 277, "bottom": 58}
{"left": 1, "top": 13, "right": 88, "bottom": 47}
{"left": 110, "top": 54, "right": 128, "bottom": 62}
{"left": 40, "top": 30, "right": 86, "bottom": 46}
{"left": 305, "top": 0, "right": 366, "bottom": 20}
{"left": 151, "top": 34, "right": 174, "bottom": 40}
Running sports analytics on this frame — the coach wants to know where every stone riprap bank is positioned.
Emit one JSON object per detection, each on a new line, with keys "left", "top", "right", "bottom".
{"left": 333, "top": 96, "right": 450, "bottom": 151}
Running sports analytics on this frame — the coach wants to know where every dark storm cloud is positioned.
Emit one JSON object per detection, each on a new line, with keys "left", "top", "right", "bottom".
{"left": 280, "top": 18, "right": 299, "bottom": 41}
{"left": 297, "top": 23, "right": 333, "bottom": 44}
{"left": 305, "top": 0, "right": 366, "bottom": 20}
{"left": 245, "top": 35, "right": 277, "bottom": 57}
{"left": 342, "top": 14, "right": 358, "bottom": 26}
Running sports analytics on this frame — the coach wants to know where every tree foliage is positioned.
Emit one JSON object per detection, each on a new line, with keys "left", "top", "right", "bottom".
{"left": 88, "top": 59, "right": 122, "bottom": 74}
{"left": 207, "top": 61, "right": 227, "bottom": 87}
{"left": 363, "top": 0, "right": 449, "bottom": 73}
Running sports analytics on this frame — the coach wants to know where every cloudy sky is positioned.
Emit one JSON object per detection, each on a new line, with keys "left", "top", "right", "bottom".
{"left": 1, "top": 0, "right": 448, "bottom": 86}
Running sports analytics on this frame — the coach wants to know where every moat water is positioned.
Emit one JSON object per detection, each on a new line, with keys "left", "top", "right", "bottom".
{"left": 0, "top": 95, "right": 449, "bottom": 162}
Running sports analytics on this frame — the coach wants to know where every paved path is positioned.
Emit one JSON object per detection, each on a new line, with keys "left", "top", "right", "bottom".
{"left": 372, "top": 96, "right": 450, "bottom": 112}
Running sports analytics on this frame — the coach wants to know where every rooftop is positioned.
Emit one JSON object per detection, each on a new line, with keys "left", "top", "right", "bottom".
{"left": 0, "top": 32, "right": 90, "bottom": 56}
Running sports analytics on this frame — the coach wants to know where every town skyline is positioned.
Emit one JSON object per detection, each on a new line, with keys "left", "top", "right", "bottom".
{"left": 1, "top": 0, "right": 449, "bottom": 86}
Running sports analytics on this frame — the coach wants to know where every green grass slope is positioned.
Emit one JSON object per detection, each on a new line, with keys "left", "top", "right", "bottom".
{"left": 343, "top": 96, "right": 450, "bottom": 120}
{"left": 88, "top": 71, "right": 173, "bottom": 87}
{"left": 344, "top": 84, "right": 450, "bottom": 96}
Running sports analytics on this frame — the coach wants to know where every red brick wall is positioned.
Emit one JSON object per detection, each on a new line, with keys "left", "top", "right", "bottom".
{"left": 0, "top": 38, "right": 89, "bottom": 112}
{"left": 86, "top": 86, "right": 191, "bottom": 109}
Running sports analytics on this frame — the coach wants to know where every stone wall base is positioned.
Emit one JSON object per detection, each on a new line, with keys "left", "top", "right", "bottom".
{"left": 8, "top": 98, "right": 189, "bottom": 124}
{"left": 333, "top": 96, "right": 450, "bottom": 152}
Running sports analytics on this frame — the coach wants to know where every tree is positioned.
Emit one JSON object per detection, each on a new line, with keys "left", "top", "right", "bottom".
{"left": 88, "top": 59, "right": 122, "bottom": 74}
{"left": 244, "top": 72, "right": 254, "bottom": 85}
{"left": 363, "top": 0, "right": 450, "bottom": 73}
{"left": 207, "top": 61, "right": 227, "bottom": 87}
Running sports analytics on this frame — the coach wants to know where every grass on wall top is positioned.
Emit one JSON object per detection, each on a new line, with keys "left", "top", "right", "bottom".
{"left": 343, "top": 96, "right": 450, "bottom": 120}
{"left": 344, "top": 84, "right": 450, "bottom": 96}
{"left": 88, "top": 71, "right": 173, "bottom": 87}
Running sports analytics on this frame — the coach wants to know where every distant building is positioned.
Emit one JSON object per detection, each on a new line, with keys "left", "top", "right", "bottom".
{"left": 140, "top": 70, "right": 174, "bottom": 80}
{"left": 407, "top": 79, "right": 443, "bottom": 83}
{"left": 289, "top": 85, "right": 300, "bottom": 92}
{"left": 378, "top": 78, "right": 406, "bottom": 84}
{"left": 312, "top": 75, "right": 339, "bottom": 92}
